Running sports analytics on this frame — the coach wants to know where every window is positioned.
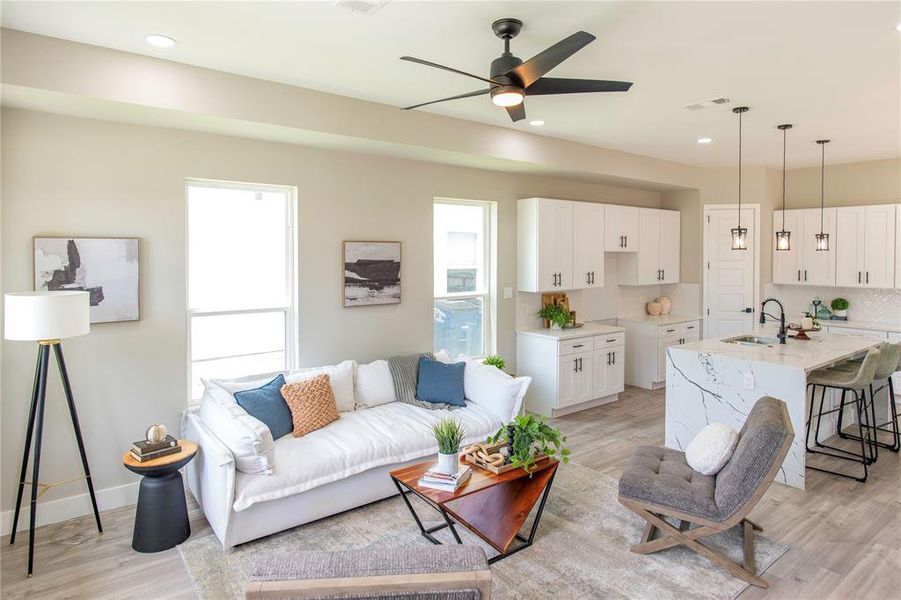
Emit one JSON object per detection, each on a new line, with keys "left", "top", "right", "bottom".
{"left": 433, "top": 199, "right": 494, "bottom": 357}
{"left": 187, "top": 180, "right": 297, "bottom": 401}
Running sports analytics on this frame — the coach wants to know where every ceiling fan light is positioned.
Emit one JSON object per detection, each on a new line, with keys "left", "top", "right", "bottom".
{"left": 731, "top": 227, "right": 748, "bottom": 251}
{"left": 776, "top": 230, "right": 791, "bottom": 251}
{"left": 490, "top": 86, "right": 524, "bottom": 107}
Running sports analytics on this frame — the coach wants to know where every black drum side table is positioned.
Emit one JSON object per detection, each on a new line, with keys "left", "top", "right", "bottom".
{"left": 123, "top": 440, "right": 197, "bottom": 553}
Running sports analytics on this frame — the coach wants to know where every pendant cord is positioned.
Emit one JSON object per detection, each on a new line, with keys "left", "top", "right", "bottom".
{"left": 820, "top": 142, "right": 825, "bottom": 232}
{"left": 781, "top": 127, "right": 786, "bottom": 229}
{"left": 737, "top": 110, "right": 743, "bottom": 229}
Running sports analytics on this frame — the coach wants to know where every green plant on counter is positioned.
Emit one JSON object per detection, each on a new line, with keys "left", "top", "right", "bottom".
{"left": 488, "top": 414, "right": 570, "bottom": 473}
{"left": 483, "top": 355, "right": 506, "bottom": 371}
{"left": 537, "top": 303, "right": 573, "bottom": 329}
{"left": 431, "top": 418, "right": 465, "bottom": 454}
{"left": 830, "top": 297, "right": 849, "bottom": 311}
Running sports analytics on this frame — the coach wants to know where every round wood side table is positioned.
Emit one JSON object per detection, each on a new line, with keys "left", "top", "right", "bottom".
{"left": 123, "top": 440, "right": 197, "bottom": 553}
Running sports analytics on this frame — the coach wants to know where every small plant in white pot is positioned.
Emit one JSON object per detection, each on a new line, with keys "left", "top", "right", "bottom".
{"left": 830, "top": 297, "right": 849, "bottom": 319}
{"left": 537, "top": 303, "right": 573, "bottom": 330}
{"left": 432, "top": 418, "right": 465, "bottom": 475}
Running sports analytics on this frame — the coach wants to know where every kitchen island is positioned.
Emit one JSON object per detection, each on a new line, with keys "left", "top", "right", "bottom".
{"left": 665, "top": 328, "right": 882, "bottom": 489}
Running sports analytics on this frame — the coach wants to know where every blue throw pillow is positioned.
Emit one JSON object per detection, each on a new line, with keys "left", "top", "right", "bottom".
{"left": 234, "top": 375, "right": 293, "bottom": 439}
{"left": 416, "top": 357, "right": 466, "bottom": 406}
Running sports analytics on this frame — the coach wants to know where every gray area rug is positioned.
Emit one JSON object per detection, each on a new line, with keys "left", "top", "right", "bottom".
{"left": 178, "top": 464, "right": 787, "bottom": 599}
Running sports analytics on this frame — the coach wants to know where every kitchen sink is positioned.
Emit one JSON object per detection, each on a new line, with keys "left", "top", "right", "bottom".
{"left": 723, "top": 335, "right": 781, "bottom": 346}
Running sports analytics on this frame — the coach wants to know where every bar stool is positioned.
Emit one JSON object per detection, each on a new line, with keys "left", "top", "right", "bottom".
{"left": 805, "top": 347, "right": 881, "bottom": 482}
{"left": 836, "top": 342, "right": 901, "bottom": 453}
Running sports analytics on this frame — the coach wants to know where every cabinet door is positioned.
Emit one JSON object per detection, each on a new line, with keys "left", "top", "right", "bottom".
{"left": 592, "top": 349, "right": 609, "bottom": 399}
{"left": 573, "top": 202, "right": 604, "bottom": 289}
{"left": 559, "top": 351, "right": 592, "bottom": 408}
{"left": 605, "top": 205, "right": 639, "bottom": 252}
{"left": 835, "top": 206, "right": 865, "bottom": 287}
{"left": 863, "top": 205, "right": 896, "bottom": 288}
{"left": 606, "top": 346, "right": 625, "bottom": 395}
{"left": 658, "top": 210, "right": 680, "bottom": 283}
{"left": 772, "top": 209, "right": 804, "bottom": 284}
{"left": 636, "top": 208, "right": 661, "bottom": 285}
{"left": 801, "top": 208, "right": 836, "bottom": 286}
{"left": 656, "top": 337, "right": 681, "bottom": 382}
{"left": 537, "top": 199, "right": 574, "bottom": 291}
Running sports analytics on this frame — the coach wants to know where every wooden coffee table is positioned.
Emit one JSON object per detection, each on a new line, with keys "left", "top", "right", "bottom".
{"left": 390, "top": 457, "right": 558, "bottom": 564}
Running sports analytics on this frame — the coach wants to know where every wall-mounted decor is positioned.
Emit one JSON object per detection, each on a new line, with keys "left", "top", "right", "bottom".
{"left": 343, "top": 241, "right": 401, "bottom": 307}
{"left": 34, "top": 237, "right": 140, "bottom": 323}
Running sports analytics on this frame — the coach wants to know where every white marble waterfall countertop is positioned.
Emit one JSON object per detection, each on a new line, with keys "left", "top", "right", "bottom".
{"left": 517, "top": 322, "right": 624, "bottom": 341}
{"left": 676, "top": 326, "right": 882, "bottom": 372}
{"left": 617, "top": 314, "right": 702, "bottom": 326}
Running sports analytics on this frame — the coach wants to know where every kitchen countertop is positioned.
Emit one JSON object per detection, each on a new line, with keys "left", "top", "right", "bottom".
{"left": 674, "top": 326, "right": 881, "bottom": 372}
{"left": 818, "top": 318, "right": 901, "bottom": 334}
{"left": 517, "top": 322, "right": 624, "bottom": 341}
{"left": 617, "top": 314, "right": 702, "bottom": 326}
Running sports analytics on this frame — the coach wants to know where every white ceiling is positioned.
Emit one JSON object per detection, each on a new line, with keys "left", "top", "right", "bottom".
{"left": 2, "top": 1, "right": 899, "bottom": 169}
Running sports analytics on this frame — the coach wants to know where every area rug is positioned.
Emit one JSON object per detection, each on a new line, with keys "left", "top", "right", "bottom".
{"left": 178, "top": 464, "right": 787, "bottom": 599}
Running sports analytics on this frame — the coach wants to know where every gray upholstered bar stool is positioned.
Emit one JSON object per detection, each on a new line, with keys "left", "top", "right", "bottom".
{"left": 836, "top": 342, "right": 901, "bottom": 454}
{"left": 805, "top": 347, "right": 881, "bottom": 482}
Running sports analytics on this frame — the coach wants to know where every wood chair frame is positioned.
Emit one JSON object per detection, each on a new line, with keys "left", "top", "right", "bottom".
{"left": 619, "top": 401, "right": 794, "bottom": 589}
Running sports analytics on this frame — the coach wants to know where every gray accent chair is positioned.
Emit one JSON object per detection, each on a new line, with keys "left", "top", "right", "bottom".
{"left": 245, "top": 545, "right": 491, "bottom": 599}
{"left": 618, "top": 397, "right": 793, "bottom": 589}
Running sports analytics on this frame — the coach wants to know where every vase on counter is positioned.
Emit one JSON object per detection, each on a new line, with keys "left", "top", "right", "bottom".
{"left": 656, "top": 297, "right": 671, "bottom": 315}
{"left": 646, "top": 301, "right": 662, "bottom": 316}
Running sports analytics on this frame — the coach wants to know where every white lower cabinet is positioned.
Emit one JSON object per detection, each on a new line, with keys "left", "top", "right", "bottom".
{"left": 517, "top": 327, "right": 625, "bottom": 417}
{"left": 620, "top": 318, "right": 701, "bottom": 390}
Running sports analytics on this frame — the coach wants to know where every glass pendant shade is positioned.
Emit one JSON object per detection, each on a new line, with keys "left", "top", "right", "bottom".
{"left": 775, "top": 230, "right": 791, "bottom": 251}
{"left": 815, "top": 232, "right": 829, "bottom": 251}
{"left": 731, "top": 227, "right": 748, "bottom": 250}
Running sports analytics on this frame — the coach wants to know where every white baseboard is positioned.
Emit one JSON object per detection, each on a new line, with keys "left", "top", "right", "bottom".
{"left": 1, "top": 481, "right": 139, "bottom": 536}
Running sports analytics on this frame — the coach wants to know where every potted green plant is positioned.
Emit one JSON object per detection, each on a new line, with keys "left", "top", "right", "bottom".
{"left": 488, "top": 414, "right": 570, "bottom": 473}
{"left": 830, "top": 297, "right": 849, "bottom": 319}
{"left": 431, "top": 418, "right": 465, "bottom": 475}
{"left": 537, "top": 303, "right": 573, "bottom": 330}
{"left": 483, "top": 355, "right": 506, "bottom": 371}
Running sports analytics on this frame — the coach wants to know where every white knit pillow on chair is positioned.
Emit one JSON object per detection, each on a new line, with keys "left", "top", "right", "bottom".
{"left": 685, "top": 422, "right": 739, "bottom": 475}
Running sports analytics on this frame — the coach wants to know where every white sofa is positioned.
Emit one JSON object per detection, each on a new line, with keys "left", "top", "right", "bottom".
{"left": 182, "top": 356, "right": 530, "bottom": 549}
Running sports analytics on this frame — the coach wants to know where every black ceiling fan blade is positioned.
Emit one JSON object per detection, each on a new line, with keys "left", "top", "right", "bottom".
{"left": 509, "top": 31, "right": 596, "bottom": 88}
{"left": 505, "top": 102, "right": 526, "bottom": 122}
{"left": 402, "top": 88, "right": 490, "bottom": 110}
{"left": 526, "top": 77, "right": 633, "bottom": 96}
{"left": 400, "top": 56, "right": 501, "bottom": 87}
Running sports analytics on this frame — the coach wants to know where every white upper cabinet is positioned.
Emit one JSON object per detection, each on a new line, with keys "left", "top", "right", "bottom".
{"left": 572, "top": 201, "right": 605, "bottom": 289}
{"left": 618, "top": 208, "right": 680, "bottom": 286}
{"left": 604, "top": 205, "right": 639, "bottom": 252}
{"left": 835, "top": 205, "right": 896, "bottom": 289}
{"left": 772, "top": 208, "right": 836, "bottom": 286}
{"left": 517, "top": 197, "right": 574, "bottom": 292}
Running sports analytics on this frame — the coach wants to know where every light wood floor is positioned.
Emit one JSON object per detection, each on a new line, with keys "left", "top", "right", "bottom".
{"left": 2, "top": 386, "right": 899, "bottom": 599}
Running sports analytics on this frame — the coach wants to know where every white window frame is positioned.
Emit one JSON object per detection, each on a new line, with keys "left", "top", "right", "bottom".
{"left": 185, "top": 178, "right": 299, "bottom": 404}
{"left": 433, "top": 198, "right": 496, "bottom": 357}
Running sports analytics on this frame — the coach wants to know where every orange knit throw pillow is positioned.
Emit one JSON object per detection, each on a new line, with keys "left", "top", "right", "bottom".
{"left": 281, "top": 374, "right": 340, "bottom": 437}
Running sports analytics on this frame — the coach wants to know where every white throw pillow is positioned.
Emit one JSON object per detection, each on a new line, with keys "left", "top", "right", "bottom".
{"left": 197, "top": 385, "right": 275, "bottom": 475}
{"left": 355, "top": 359, "right": 397, "bottom": 408}
{"left": 458, "top": 358, "right": 529, "bottom": 422}
{"left": 685, "top": 423, "right": 739, "bottom": 476}
{"left": 285, "top": 360, "right": 356, "bottom": 413}
{"left": 434, "top": 349, "right": 454, "bottom": 364}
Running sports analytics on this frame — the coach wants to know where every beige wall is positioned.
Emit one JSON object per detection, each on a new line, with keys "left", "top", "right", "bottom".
{"left": 0, "top": 108, "right": 661, "bottom": 520}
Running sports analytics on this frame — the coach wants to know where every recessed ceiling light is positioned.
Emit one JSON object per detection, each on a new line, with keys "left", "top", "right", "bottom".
{"left": 697, "top": 137, "right": 713, "bottom": 144}
{"left": 529, "top": 120, "right": 546, "bottom": 127}
{"left": 145, "top": 34, "right": 176, "bottom": 48}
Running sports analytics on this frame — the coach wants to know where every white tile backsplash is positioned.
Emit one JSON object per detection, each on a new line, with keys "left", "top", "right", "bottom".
{"left": 766, "top": 284, "right": 901, "bottom": 327}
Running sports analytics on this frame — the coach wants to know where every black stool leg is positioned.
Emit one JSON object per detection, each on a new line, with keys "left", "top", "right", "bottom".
{"left": 814, "top": 386, "right": 831, "bottom": 447}
{"left": 888, "top": 377, "right": 900, "bottom": 452}
{"left": 805, "top": 384, "right": 817, "bottom": 449}
{"left": 853, "top": 390, "right": 870, "bottom": 481}
{"left": 9, "top": 347, "right": 45, "bottom": 546}
{"left": 27, "top": 345, "right": 50, "bottom": 577}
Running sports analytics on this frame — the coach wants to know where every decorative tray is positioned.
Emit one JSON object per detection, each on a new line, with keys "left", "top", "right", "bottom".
{"left": 460, "top": 441, "right": 547, "bottom": 475}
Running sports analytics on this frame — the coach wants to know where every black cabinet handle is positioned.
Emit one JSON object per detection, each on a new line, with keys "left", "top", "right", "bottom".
{"left": 573, "top": 344, "right": 584, "bottom": 348}
{"left": 798, "top": 270, "right": 801, "bottom": 281}
{"left": 804, "top": 270, "right": 807, "bottom": 281}
{"left": 612, "top": 352, "right": 616, "bottom": 365}
{"left": 858, "top": 271, "right": 862, "bottom": 284}
{"left": 606, "top": 338, "right": 617, "bottom": 342}
{"left": 625, "top": 235, "right": 628, "bottom": 248}
{"left": 866, "top": 271, "right": 869, "bottom": 284}
{"left": 665, "top": 328, "right": 676, "bottom": 333}
{"left": 686, "top": 325, "right": 696, "bottom": 329}
{"left": 662, "top": 269, "right": 665, "bottom": 281}
{"left": 573, "top": 359, "right": 578, "bottom": 372}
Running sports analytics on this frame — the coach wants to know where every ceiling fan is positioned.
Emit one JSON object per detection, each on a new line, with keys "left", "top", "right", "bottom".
{"left": 400, "top": 18, "right": 633, "bottom": 122}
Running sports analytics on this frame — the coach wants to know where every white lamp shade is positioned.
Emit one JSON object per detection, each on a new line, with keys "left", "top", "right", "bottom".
{"left": 4, "top": 291, "right": 90, "bottom": 341}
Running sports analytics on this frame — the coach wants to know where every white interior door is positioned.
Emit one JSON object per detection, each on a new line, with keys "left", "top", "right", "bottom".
{"left": 705, "top": 207, "right": 757, "bottom": 338}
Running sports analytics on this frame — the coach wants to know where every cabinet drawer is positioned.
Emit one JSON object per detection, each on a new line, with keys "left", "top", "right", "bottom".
{"left": 559, "top": 337, "right": 593, "bottom": 356}
{"left": 680, "top": 321, "right": 701, "bottom": 336}
{"left": 658, "top": 325, "right": 681, "bottom": 340}
{"left": 593, "top": 332, "right": 625, "bottom": 349}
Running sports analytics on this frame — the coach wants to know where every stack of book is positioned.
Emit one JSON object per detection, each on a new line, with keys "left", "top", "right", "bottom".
{"left": 418, "top": 465, "right": 471, "bottom": 492}
{"left": 130, "top": 435, "right": 180, "bottom": 462}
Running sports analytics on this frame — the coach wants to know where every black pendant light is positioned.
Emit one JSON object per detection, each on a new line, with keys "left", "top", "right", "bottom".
{"left": 731, "top": 106, "right": 749, "bottom": 250}
{"left": 775, "top": 124, "right": 793, "bottom": 251}
{"left": 815, "top": 139, "right": 830, "bottom": 251}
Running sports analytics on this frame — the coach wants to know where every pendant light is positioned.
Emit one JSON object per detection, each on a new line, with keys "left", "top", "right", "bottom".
{"left": 775, "top": 124, "right": 793, "bottom": 251}
{"left": 815, "top": 139, "right": 830, "bottom": 251}
{"left": 731, "top": 106, "right": 749, "bottom": 250}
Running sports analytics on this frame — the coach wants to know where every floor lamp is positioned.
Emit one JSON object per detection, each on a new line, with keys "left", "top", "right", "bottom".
{"left": 4, "top": 291, "right": 102, "bottom": 577}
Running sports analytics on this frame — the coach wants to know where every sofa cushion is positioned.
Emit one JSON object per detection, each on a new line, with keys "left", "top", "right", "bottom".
{"left": 416, "top": 357, "right": 466, "bottom": 406}
{"left": 282, "top": 374, "right": 340, "bottom": 437}
{"left": 285, "top": 360, "right": 356, "bottom": 413}
{"left": 388, "top": 353, "right": 460, "bottom": 410}
{"left": 355, "top": 359, "right": 397, "bottom": 408}
{"left": 234, "top": 375, "right": 294, "bottom": 440}
{"left": 232, "top": 401, "right": 503, "bottom": 511}
{"left": 456, "top": 357, "right": 529, "bottom": 422}
{"left": 198, "top": 385, "right": 275, "bottom": 475}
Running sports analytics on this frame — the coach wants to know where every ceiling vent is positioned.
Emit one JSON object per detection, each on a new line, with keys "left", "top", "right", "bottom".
{"left": 335, "top": 0, "right": 389, "bottom": 15}
{"left": 683, "top": 97, "right": 731, "bottom": 111}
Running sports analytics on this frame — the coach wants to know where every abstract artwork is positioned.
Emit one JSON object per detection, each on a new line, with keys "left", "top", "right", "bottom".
{"left": 34, "top": 237, "right": 140, "bottom": 323}
{"left": 343, "top": 241, "right": 401, "bottom": 307}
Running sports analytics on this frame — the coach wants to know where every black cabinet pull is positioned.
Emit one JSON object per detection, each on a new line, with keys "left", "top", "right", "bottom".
{"left": 625, "top": 235, "right": 628, "bottom": 248}
{"left": 606, "top": 338, "right": 616, "bottom": 343}
{"left": 858, "top": 271, "right": 862, "bottom": 283}
{"left": 607, "top": 352, "right": 611, "bottom": 365}
{"left": 686, "top": 325, "right": 695, "bottom": 329}
{"left": 573, "top": 344, "right": 584, "bottom": 348}
{"left": 665, "top": 328, "right": 675, "bottom": 333}
{"left": 866, "top": 271, "right": 869, "bottom": 284}
{"left": 573, "top": 359, "right": 578, "bottom": 372}
{"left": 612, "top": 352, "right": 616, "bottom": 365}
{"left": 662, "top": 269, "right": 665, "bottom": 280}
{"left": 798, "top": 270, "right": 801, "bottom": 281}
{"left": 804, "top": 270, "right": 807, "bottom": 281}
